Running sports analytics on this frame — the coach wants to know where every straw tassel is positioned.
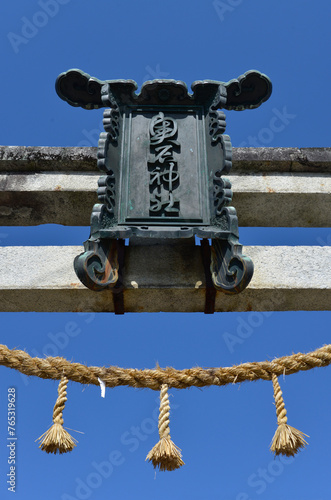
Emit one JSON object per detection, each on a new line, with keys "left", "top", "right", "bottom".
{"left": 37, "top": 376, "right": 77, "bottom": 454}
{"left": 270, "top": 373, "right": 308, "bottom": 456}
{"left": 146, "top": 384, "right": 184, "bottom": 471}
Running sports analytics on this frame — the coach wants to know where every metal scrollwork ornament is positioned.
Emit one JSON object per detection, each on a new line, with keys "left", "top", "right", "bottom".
{"left": 56, "top": 69, "right": 272, "bottom": 296}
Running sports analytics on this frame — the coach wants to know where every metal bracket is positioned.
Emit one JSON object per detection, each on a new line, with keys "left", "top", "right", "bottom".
{"left": 200, "top": 239, "right": 216, "bottom": 315}
{"left": 111, "top": 239, "right": 125, "bottom": 315}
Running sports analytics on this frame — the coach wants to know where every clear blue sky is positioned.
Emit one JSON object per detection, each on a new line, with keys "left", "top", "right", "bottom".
{"left": 0, "top": 1, "right": 330, "bottom": 499}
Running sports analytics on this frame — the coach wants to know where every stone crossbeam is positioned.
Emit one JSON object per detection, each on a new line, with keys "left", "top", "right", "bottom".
{"left": 0, "top": 243, "right": 330, "bottom": 313}
{"left": 0, "top": 146, "right": 330, "bottom": 227}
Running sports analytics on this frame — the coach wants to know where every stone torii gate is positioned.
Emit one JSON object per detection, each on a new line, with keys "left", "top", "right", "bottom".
{"left": 0, "top": 93, "right": 330, "bottom": 464}
{"left": 0, "top": 145, "right": 330, "bottom": 313}
{"left": 1, "top": 68, "right": 330, "bottom": 314}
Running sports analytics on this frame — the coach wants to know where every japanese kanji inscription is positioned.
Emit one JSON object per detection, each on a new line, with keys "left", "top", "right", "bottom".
{"left": 56, "top": 69, "right": 272, "bottom": 295}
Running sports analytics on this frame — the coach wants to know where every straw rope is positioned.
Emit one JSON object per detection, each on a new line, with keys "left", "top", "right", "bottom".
{"left": 272, "top": 373, "right": 288, "bottom": 426}
{"left": 270, "top": 373, "right": 308, "bottom": 456}
{"left": 158, "top": 385, "right": 171, "bottom": 439}
{"left": 0, "top": 343, "right": 330, "bottom": 390}
{"left": 36, "top": 376, "right": 77, "bottom": 454}
{"left": 146, "top": 384, "right": 184, "bottom": 471}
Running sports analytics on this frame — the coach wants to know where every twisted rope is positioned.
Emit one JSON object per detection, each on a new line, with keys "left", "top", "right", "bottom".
{"left": 0, "top": 343, "right": 330, "bottom": 390}
{"left": 158, "top": 385, "right": 171, "bottom": 439}
{"left": 36, "top": 376, "right": 77, "bottom": 454}
{"left": 146, "top": 384, "right": 184, "bottom": 471}
{"left": 52, "top": 377, "right": 68, "bottom": 425}
{"left": 270, "top": 373, "right": 308, "bottom": 456}
{"left": 272, "top": 373, "right": 288, "bottom": 426}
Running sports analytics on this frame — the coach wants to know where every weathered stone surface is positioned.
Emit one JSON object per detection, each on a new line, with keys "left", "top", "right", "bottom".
{"left": 0, "top": 173, "right": 98, "bottom": 225}
{"left": 1, "top": 146, "right": 330, "bottom": 173}
{"left": 0, "top": 146, "right": 97, "bottom": 172}
{"left": 0, "top": 244, "right": 329, "bottom": 312}
{"left": 230, "top": 173, "right": 331, "bottom": 227}
{"left": 1, "top": 170, "right": 329, "bottom": 226}
{"left": 1, "top": 146, "right": 330, "bottom": 226}
{"left": 233, "top": 147, "right": 331, "bottom": 173}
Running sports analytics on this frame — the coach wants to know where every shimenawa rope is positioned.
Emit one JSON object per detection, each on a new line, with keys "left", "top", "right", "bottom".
{"left": 0, "top": 343, "right": 330, "bottom": 389}
{"left": 0, "top": 343, "right": 329, "bottom": 464}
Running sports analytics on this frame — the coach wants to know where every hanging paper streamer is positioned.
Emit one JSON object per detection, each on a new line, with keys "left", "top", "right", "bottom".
{"left": 98, "top": 377, "right": 106, "bottom": 398}
{"left": 146, "top": 384, "right": 184, "bottom": 471}
{"left": 270, "top": 373, "right": 308, "bottom": 456}
{"left": 36, "top": 376, "right": 77, "bottom": 454}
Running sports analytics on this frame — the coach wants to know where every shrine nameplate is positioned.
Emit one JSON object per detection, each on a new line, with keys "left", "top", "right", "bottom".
{"left": 56, "top": 69, "right": 272, "bottom": 295}
{"left": 120, "top": 107, "right": 207, "bottom": 225}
